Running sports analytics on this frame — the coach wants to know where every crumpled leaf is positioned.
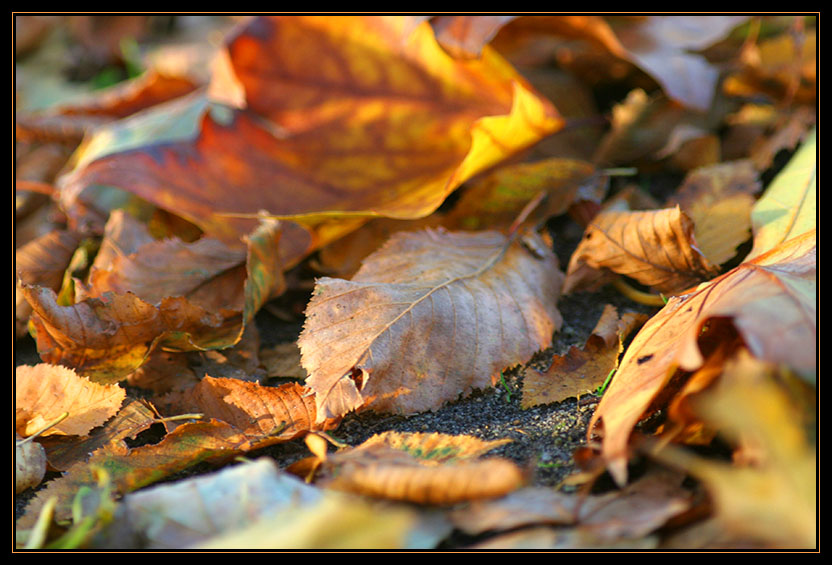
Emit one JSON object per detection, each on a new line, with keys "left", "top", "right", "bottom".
{"left": 300, "top": 228, "right": 563, "bottom": 422}
{"left": 156, "top": 377, "right": 335, "bottom": 448}
{"left": 306, "top": 432, "right": 524, "bottom": 505}
{"left": 747, "top": 127, "right": 815, "bottom": 261}
{"left": 522, "top": 304, "right": 647, "bottom": 407}
{"left": 564, "top": 206, "right": 719, "bottom": 295}
{"left": 57, "top": 16, "right": 561, "bottom": 269}
{"left": 15, "top": 363, "right": 125, "bottom": 437}
{"left": 23, "top": 217, "right": 283, "bottom": 383}
{"left": 590, "top": 229, "right": 816, "bottom": 485}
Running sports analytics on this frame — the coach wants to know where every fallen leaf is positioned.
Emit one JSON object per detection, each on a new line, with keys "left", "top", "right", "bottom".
{"left": 156, "top": 377, "right": 333, "bottom": 448}
{"left": 563, "top": 206, "right": 719, "bottom": 295}
{"left": 23, "top": 218, "right": 283, "bottom": 383}
{"left": 15, "top": 229, "right": 82, "bottom": 337}
{"left": 58, "top": 15, "right": 562, "bottom": 263}
{"left": 309, "top": 432, "right": 524, "bottom": 505}
{"left": 430, "top": 15, "right": 518, "bottom": 59}
{"left": 39, "top": 399, "right": 158, "bottom": 471}
{"left": 194, "top": 489, "right": 449, "bottom": 550}
{"left": 300, "top": 228, "right": 563, "bottom": 421}
{"left": 522, "top": 304, "right": 647, "bottom": 407}
{"left": 17, "top": 419, "right": 249, "bottom": 531}
{"left": 612, "top": 16, "right": 749, "bottom": 111}
{"left": 15, "top": 364, "right": 125, "bottom": 437}
{"left": 747, "top": 127, "right": 815, "bottom": 261}
{"left": 665, "top": 160, "right": 761, "bottom": 265}
{"left": 260, "top": 341, "right": 308, "bottom": 380}
{"left": 649, "top": 354, "right": 816, "bottom": 548}
{"left": 590, "top": 229, "right": 816, "bottom": 485}
{"left": 95, "top": 458, "right": 323, "bottom": 549}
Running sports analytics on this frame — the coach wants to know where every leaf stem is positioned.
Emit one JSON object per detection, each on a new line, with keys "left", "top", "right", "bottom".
{"left": 612, "top": 277, "right": 667, "bottom": 306}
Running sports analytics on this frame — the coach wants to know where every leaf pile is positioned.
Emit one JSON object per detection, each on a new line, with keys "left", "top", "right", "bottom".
{"left": 15, "top": 15, "right": 816, "bottom": 550}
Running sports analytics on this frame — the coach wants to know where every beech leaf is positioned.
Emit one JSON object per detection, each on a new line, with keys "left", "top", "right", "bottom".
{"left": 300, "top": 228, "right": 564, "bottom": 422}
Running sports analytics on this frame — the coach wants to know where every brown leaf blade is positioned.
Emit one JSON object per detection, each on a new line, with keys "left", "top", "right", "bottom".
{"left": 300, "top": 228, "right": 564, "bottom": 421}
{"left": 564, "top": 206, "right": 719, "bottom": 295}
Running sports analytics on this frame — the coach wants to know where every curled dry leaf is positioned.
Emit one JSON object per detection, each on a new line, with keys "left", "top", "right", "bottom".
{"left": 309, "top": 432, "right": 524, "bottom": 505}
{"left": 15, "top": 363, "right": 125, "bottom": 437}
{"left": 23, "top": 218, "right": 283, "bottom": 383}
{"left": 564, "top": 206, "right": 719, "bottom": 295}
{"left": 590, "top": 229, "right": 816, "bottom": 485}
{"left": 522, "top": 304, "right": 647, "bottom": 407}
{"left": 300, "top": 228, "right": 563, "bottom": 422}
{"left": 156, "top": 377, "right": 335, "bottom": 448}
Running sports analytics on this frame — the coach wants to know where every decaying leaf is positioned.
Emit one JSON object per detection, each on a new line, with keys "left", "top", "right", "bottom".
{"left": 522, "top": 305, "right": 647, "bottom": 407}
{"left": 16, "top": 364, "right": 126, "bottom": 437}
{"left": 306, "top": 432, "right": 524, "bottom": 505}
{"left": 452, "top": 468, "right": 690, "bottom": 543}
{"left": 563, "top": 206, "right": 719, "bottom": 295}
{"left": 260, "top": 341, "right": 308, "bottom": 380}
{"left": 301, "top": 228, "right": 563, "bottom": 421}
{"left": 590, "top": 229, "right": 816, "bottom": 485}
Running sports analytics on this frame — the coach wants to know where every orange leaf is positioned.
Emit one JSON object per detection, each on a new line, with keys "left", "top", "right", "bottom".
{"left": 58, "top": 16, "right": 562, "bottom": 264}
{"left": 15, "top": 364, "right": 125, "bottom": 437}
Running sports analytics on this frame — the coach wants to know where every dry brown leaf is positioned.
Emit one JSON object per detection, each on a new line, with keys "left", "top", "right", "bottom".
{"left": 522, "top": 304, "right": 647, "bottom": 407}
{"left": 666, "top": 160, "right": 761, "bottom": 265}
{"left": 15, "top": 364, "right": 126, "bottom": 437}
{"left": 260, "top": 341, "right": 308, "bottom": 380}
{"left": 15, "top": 229, "right": 82, "bottom": 337}
{"left": 301, "top": 228, "right": 563, "bottom": 422}
{"left": 156, "top": 377, "right": 334, "bottom": 448}
{"left": 590, "top": 229, "right": 816, "bottom": 485}
{"left": 310, "top": 432, "right": 523, "bottom": 505}
{"left": 564, "top": 206, "right": 719, "bottom": 295}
